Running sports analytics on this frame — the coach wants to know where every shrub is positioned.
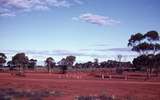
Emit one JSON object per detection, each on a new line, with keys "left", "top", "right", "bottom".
{"left": 75, "top": 94, "right": 114, "bottom": 100}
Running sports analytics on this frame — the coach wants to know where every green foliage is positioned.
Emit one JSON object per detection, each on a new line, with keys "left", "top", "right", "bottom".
{"left": 45, "top": 57, "right": 55, "bottom": 72}
{"left": 0, "top": 53, "right": 7, "bottom": 66}
{"left": 129, "top": 30, "right": 160, "bottom": 78}
{"left": 12, "top": 53, "right": 29, "bottom": 65}
{"left": 66, "top": 55, "right": 76, "bottom": 67}
{"left": 28, "top": 59, "right": 37, "bottom": 69}
{"left": 128, "top": 30, "right": 160, "bottom": 54}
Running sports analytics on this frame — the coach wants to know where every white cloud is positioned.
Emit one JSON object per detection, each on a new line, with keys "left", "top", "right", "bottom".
{"left": 0, "top": 12, "right": 16, "bottom": 17}
{"left": 58, "top": 1, "right": 71, "bottom": 7}
{"left": 1, "top": 49, "right": 136, "bottom": 64}
{"left": 34, "top": 5, "right": 49, "bottom": 11}
{"left": 73, "top": 13, "right": 120, "bottom": 26}
{"left": 94, "top": 48, "right": 131, "bottom": 52}
{"left": 0, "top": 7, "right": 15, "bottom": 16}
{"left": 0, "top": 0, "right": 83, "bottom": 16}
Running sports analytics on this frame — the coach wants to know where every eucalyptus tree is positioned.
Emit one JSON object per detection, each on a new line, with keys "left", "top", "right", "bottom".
{"left": 128, "top": 33, "right": 144, "bottom": 55}
{"left": 128, "top": 30, "right": 160, "bottom": 79}
{"left": 58, "top": 58, "right": 67, "bottom": 74}
{"left": 93, "top": 58, "right": 99, "bottom": 68}
{"left": 116, "top": 54, "right": 123, "bottom": 74}
{"left": 155, "top": 53, "right": 160, "bottom": 76}
{"left": 28, "top": 59, "right": 37, "bottom": 69}
{"left": 65, "top": 55, "right": 76, "bottom": 67}
{"left": 12, "top": 53, "right": 29, "bottom": 74}
{"left": 57, "top": 56, "right": 76, "bottom": 74}
{"left": 0, "top": 53, "right": 7, "bottom": 67}
{"left": 45, "top": 57, "right": 55, "bottom": 73}
{"left": 7, "top": 60, "right": 15, "bottom": 69}
{"left": 145, "top": 31, "right": 160, "bottom": 54}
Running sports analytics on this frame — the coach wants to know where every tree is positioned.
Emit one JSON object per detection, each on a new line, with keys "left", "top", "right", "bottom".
{"left": 45, "top": 57, "right": 55, "bottom": 73}
{"left": 132, "top": 55, "right": 151, "bottom": 78}
{"left": 128, "top": 33, "right": 145, "bottom": 54}
{"left": 58, "top": 58, "right": 67, "bottom": 74}
{"left": 117, "top": 55, "right": 122, "bottom": 62}
{"left": 7, "top": 60, "right": 15, "bottom": 70}
{"left": 57, "top": 55, "right": 76, "bottom": 74}
{"left": 155, "top": 43, "right": 160, "bottom": 54}
{"left": 128, "top": 33, "right": 144, "bottom": 47}
{"left": 28, "top": 59, "right": 37, "bottom": 69}
{"left": 116, "top": 54, "right": 123, "bottom": 74}
{"left": 100, "top": 61, "right": 108, "bottom": 68}
{"left": 65, "top": 55, "right": 76, "bottom": 67}
{"left": 128, "top": 30, "right": 160, "bottom": 79}
{"left": 144, "top": 31, "right": 160, "bottom": 54}
{"left": 0, "top": 53, "right": 7, "bottom": 67}
{"left": 132, "top": 55, "right": 145, "bottom": 71}
{"left": 93, "top": 58, "right": 99, "bottom": 68}
{"left": 12, "top": 53, "right": 29, "bottom": 74}
{"left": 83, "top": 61, "right": 93, "bottom": 69}
{"left": 144, "top": 31, "right": 159, "bottom": 41}
{"left": 155, "top": 53, "right": 160, "bottom": 76}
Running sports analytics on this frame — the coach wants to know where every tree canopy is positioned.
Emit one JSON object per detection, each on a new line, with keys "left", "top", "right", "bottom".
{"left": 129, "top": 30, "right": 160, "bottom": 78}
{"left": 128, "top": 30, "right": 160, "bottom": 55}
{"left": 12, "top": 53, "right": 29, "bottom": 66}
{"left": 0, "top": 53, "right": 7, "bottom": 66}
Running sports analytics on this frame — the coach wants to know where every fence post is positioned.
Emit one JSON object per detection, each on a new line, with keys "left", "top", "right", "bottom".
{"left": 125, "top": 72, "right": 128, "bottom": 80}
{"left": 102, "top": 74, "right": 104, "bottom": 79}
{"left": 109, "top": 75, "right": 112, "bottom": 80}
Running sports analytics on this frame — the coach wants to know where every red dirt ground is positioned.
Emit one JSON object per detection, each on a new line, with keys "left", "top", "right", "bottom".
{"left": 0, "top": 72, "right": 160, "bottom": 100}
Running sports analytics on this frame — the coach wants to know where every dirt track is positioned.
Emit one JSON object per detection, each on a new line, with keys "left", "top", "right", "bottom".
{"left": 0, "top": 73, "right": 160, "bottom": 100}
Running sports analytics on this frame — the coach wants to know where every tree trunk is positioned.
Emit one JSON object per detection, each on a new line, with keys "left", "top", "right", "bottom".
{"left": 146, "top": 68, "right": 150, "bottom": 80}
{"left": 48, "top": 64, "right": 50, "bottom": 73}
{"left": 150, "top": 67, "right": 152, "bottom": 75}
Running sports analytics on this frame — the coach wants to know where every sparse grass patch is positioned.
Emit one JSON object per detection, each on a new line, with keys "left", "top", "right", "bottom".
{"left": 0, "top": 88, "right": 62, "bottom": 100}
{"left": 74, "top": 94, "right": 115, "bottom": 100}
{"left": 74, "top": 94, "right": 137, "bottom": 100}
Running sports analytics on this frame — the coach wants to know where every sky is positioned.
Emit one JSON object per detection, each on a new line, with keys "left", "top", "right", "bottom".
{"left": 0, "top": 0, "right": 160, "bottom": 64}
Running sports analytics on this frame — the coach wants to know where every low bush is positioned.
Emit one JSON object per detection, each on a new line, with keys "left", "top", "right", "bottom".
{"left": 0, "top": 88, "right": 61, "bottom": 100}
{"left": 75, "top": 94, "right": 114, "bottom": 100}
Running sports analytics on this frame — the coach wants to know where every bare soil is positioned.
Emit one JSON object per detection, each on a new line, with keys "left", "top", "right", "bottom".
{"left": 0, "top": 72, "right": 160, "bottom": 100}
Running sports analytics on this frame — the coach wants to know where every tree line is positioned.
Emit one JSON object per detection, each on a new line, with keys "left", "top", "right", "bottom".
{"left": 0, "top": 52, "right": 132, "bottom": 71}
{"left": 0, "top": 53, "right": 76, "bottom": 74}
{"left": 0, "top": 30, "right": 160, "bottom": 77}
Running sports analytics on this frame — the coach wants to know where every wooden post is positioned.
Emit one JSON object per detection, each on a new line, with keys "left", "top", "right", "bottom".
{"left": 102, "top": 74, "right": 104, "bottom": 79}
{"left": 109, "top": 75, "right": 112, "bottom": 80}
{"left": 125, "top": 75, "right": 128, "bottom": 80}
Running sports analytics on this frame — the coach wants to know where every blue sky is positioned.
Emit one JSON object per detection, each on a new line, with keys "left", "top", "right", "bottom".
{"left": 0, "top": 0, "right": 160, "bottom": 64}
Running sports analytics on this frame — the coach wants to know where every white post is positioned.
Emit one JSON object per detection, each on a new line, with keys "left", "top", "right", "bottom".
{"left": 109, "top": 75, "right": 112, "bottom": 80}
{"left": 102, "top": 74, "right": 104, "bottom": 79}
